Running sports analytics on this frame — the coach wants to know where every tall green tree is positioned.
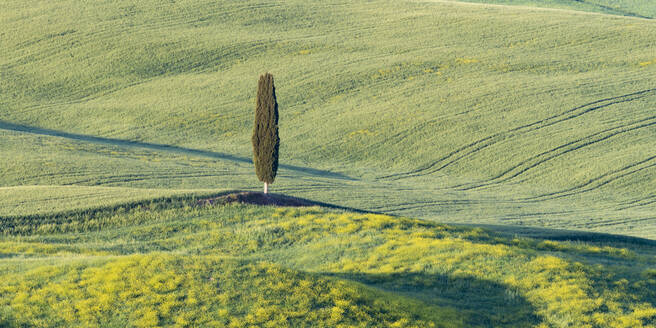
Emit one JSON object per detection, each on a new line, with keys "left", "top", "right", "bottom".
{"left": 252, "top": 73, "right": 279, "bottom": 194}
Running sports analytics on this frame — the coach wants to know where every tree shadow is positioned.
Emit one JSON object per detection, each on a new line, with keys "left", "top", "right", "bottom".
{"left": 324, "top": 271, "right": 541, "bottom": 327}
{"left": 0, "top": 121, "right": 353, "bottom": 180}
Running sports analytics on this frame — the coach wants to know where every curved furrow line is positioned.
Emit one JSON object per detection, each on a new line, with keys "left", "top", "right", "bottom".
{"left": 287, "top": 62, "right": 435, "bottom": 159}
{"left": 5, "top": 0, "right": 207, "bottom": 51}
{"left": 522, "top": 156, "right": 656, "bottom": 201}
{"left": 2, "top": 191, "right": 120, "bottom": 207}
{"left": 273, "top": 185, "right": 347, "bottom": 194}
{"left": 62, "top": 171, "right": 235, "bottom": 186}
{"left": 617, "top": 197, "right": 656, "bottom": 211}
{"left": 380, "top": 88, "right": 656, "bottom": 181}
{"left": 618, "top": 193, "right": 656, "bottom": 206}
{"left": 495, "top": 212, "right": 581, "bottom": 222}
{"left": 454, "top": 116, "right": 656, "bottom": 190}
{"left": 275, "top": 179, "right": 348, "bottom": 188}
{"left": 434, "top": 89, "right": 655, "bottom": 176}
{"left": 373, "top": 84, "right": 638, "bottom": 175}
{"left": 574, "top": 217, "right": 656, "bottom": 229}
{"left": 9, "top": 37, "right": 262, "bottom": 116}
{"left": 17, "top": 170, "right": 110, "bottom": 182}
{"left": 367, "top": 198, "right": 504, "bottom": 212}
{"left": 131, "top": 2, "right": 279, "bottom": 33}
{"left": 283, "top": 179, "right": 348, "bottom": 188}
{"left": 270, "top": 178, "right": 349, "bottom": 189}
{"left": 363, "top": 94, "right": 527, "bottom": 168}
{"left": 570, "top": 0, "right": 652, "bottom": 19}
{"left": 378, "top": 134, "right": 498, "bottom": 180}
{"left": 5, "top": 27, "right": 137, "bottom": 71}
{"left": 376, "top": 201, "right": 495, "bottom": 213}
{"left": 4, "top": 1, "right": 237, "bottom": 67}
{"left": 7, "top": 75, "right": 170, "bottom": 120}
{"left": 3, "top": 3, "right": 279, "bottom": 87}
{"left": 60, "top": 172, "right": 231, "bottom": 186}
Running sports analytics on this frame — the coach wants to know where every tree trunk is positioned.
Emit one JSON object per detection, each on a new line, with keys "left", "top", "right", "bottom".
{"left": 264, "top": 182, "right": 268, "bottom": 194}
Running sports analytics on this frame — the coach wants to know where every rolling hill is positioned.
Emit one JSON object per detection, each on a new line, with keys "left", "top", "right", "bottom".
{"left": 2, "top": 0, "right": 655, "bottom": 238}
{"left": 1, "top": 202, "right": 655, "bottom": 327}
{"left": 2, "top": 0, "right": 656, "bottom": 326}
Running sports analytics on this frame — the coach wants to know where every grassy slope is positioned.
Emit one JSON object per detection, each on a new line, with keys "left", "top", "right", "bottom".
{"left": 1, "top": 204, "right": 655, "bottom": 327}
{"left": 0, "top": 186, "right": 223, "bottom": 217}
{"left": 1, "top": 0, "right": 655, "bottom": 238}
{"left": 451, "top": 0, "right": 656, "bottom": 18}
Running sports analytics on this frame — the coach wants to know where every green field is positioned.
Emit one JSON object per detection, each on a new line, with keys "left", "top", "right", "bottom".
{"left": 1, "top": 0, "right": 656, "bottom": 326}
{"left": 2, "top": 0, "right": 655, "bottom": 239}
{"left": 454, "top": 0, "right": 656, "bottom": 18}
{"left": 2, "top": 204, "right": 656, "bottom": 327}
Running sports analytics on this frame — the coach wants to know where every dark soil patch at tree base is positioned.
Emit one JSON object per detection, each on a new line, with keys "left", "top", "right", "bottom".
{"left": 197, "top": 192, "right": 376, "bottom": 214}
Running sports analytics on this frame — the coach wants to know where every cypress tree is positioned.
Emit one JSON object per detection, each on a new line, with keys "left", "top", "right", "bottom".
{"left": 252, "top": 73, "right": 279, "bottom": 194}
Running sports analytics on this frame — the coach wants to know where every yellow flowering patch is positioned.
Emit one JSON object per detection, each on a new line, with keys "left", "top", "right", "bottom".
{"left": 1, "top": 205, "right": 655, "bottom": 327}
{"left": 0, "top": 241, "right": 109, "bottom": 257}
{"left": 456, "top": 58, "right": 479, "bottom": 64}
{"left": 0, "top": 254, "right": 448, "bottom": 327}
{"left": 348, "top": 129, "right": 376, "bottom": 138}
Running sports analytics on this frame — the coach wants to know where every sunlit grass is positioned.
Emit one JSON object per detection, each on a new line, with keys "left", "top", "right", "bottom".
{"left": 1, "top": 0, "right": 655, "bottom": 238}
{"left": 0, "top": 185, "right": 220, "bottom": 217}
{"left": 2, "top": 2, "right": 655, "bottom": 324}
{"left": 1, "top": 256, "right": 448, "bottom": 327}
{"left": 1, "top": 204, "right": 654, "bottom": 327}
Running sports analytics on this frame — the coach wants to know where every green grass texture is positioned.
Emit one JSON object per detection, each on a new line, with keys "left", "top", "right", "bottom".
{"left": 452, "top": 0, "right": 655, "bottom": 19}
{"left": 1, "top": 0, "right": 655, "bottom": 238}
{"left": 1, "top": 204, "right": 655, "bottom": 327}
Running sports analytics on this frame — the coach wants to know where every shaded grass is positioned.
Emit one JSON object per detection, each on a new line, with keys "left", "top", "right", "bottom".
{"left": 0, "top": 191, "right": 372, "bottom": 235}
